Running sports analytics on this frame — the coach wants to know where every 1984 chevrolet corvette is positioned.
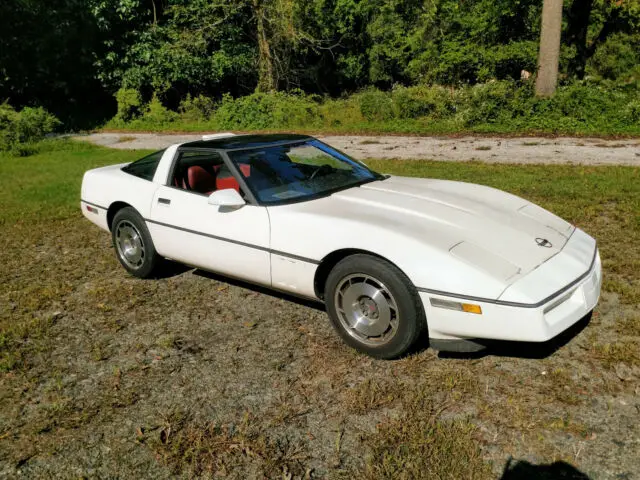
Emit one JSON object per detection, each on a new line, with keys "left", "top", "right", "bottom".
{"left": 81, "top": 133, "right": 601, "bottom": 358}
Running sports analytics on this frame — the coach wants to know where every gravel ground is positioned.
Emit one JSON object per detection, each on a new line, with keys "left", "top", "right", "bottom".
{"left": 78, "top": 132, "right": 640, "bottom": 165}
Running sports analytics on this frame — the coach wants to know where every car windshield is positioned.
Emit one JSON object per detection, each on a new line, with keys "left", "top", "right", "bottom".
{"left": 227, "top": 140, "right": 382, "bottom": 205}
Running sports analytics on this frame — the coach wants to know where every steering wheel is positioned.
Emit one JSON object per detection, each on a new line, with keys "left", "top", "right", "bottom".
{"left": 309, "top": 164, "right": 333, "bottom": 180}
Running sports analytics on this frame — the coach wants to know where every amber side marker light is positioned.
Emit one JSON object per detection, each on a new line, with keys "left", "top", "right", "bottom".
{"left": 430, "top": 298, "right": 482, "bottom": 315}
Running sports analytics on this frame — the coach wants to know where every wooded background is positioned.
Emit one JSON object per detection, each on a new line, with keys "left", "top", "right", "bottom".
{"left": 0, "top": 0, "right": 638, "bottom": 130}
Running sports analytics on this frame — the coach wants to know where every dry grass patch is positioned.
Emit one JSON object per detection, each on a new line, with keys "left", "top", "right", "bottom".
{"left": 615, "top": 313, "right": 640, "bottom": 336}
{"left": 590, "top": 340, "right": 640, "bottom": 368}
{"left": 150, "top": 413, "right": 309, "bottom": 478}
{"left": 364, "top": 389, "right": 490, "bottom": 480}
{"left": 342, "top": 378, "right": 399, "bottom": 415}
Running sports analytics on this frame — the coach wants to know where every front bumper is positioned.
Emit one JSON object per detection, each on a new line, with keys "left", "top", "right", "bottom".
{"left": 422, "top": 250, "right": 602, "bottom": 343}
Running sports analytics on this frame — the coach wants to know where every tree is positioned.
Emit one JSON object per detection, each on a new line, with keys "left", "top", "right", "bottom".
{"left": 535, "top": 0, "right": 564, "bottom": 96}
{"left": 565, "top": 0, "right": 640, "bottom": 79}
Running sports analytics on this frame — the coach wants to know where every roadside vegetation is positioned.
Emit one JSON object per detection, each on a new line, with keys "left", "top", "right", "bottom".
{"left": 0, "top": 104, "right": 60, "bottom": 156}
{"left": 105, "top": 81, "right": 640, "bottom": 136}
{"left": 1, "top": 141, "right": 638, "bottom": 477}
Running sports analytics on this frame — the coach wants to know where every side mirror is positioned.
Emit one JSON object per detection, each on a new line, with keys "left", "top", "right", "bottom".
{"left": 208, "top": 188, "right": 246, "bottom": 207}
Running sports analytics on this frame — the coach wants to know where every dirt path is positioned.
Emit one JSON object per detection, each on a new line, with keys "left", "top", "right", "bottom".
{"left": 79, "top": 132, "right": 640, "bottom": 165}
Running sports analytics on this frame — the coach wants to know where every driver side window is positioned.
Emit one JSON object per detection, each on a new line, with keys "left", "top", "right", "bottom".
{"left": 172, "top": 151, "right": 244, "bottom": 196}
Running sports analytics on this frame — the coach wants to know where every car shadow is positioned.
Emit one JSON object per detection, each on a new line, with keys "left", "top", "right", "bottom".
{"left": 437, "top": 312, "right": 592, "bottom": 360}
{"left": 152, "top": 260, "right": 193, "bottom": 279}
{"left": 156, "top": 266, "right": 591, "bottom": 361}
{"left": 500, "top": 458, "right": 591, "bottom": 479}
{"left": 192, "top": 269, "right": 326, "bottom": 311}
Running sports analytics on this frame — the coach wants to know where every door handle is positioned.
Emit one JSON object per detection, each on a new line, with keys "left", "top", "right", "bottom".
{"left": 158, "top": 198, "right": 171, "bottom": 205}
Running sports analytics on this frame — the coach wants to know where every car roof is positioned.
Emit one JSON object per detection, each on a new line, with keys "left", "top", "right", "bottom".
{"left": 180, "top": 133, "right": 313, "bottom": 150}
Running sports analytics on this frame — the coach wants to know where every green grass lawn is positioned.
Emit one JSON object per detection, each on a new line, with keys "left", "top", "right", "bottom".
{"left": 1, "top": 140, "right": 639, "bottom": 477}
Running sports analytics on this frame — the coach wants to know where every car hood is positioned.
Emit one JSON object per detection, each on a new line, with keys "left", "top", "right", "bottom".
{"left": 327, "top": 176, "right": 574, "bottom": 281}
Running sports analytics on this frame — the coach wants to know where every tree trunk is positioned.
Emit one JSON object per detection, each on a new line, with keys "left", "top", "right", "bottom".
{"left": 254, "top": 0, "right": 277, "bottom": 92}
{"left": 535, "top": 0, "right": 564, "bottom": 97}
{"left": 565, "top": 0, "right": 594, "bottom": 79}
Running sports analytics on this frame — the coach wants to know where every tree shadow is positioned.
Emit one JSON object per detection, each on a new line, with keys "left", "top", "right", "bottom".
{"left": 500, "top": 458, "right": 591, "bottom": 479}
{"left": 437, "top": 312, "right": 592, "bottom": 360}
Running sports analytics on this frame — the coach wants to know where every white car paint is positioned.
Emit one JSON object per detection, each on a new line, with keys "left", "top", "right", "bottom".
{"left": 81, "top": 139, "right": 601, "bottom": 347}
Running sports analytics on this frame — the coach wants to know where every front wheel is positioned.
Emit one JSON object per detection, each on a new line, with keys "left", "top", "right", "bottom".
{"left": 324, "top": 254, "right": 427, "bottom": 359}
{"left": 111, "top": 207, "right": 160, "bottom": 278}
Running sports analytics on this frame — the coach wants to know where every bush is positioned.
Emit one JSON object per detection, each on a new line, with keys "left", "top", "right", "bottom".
{"left": 392, "top": 85, "right": 456, "bottom": 119}
{"left": 318, "top": 97, "right": 364, "bottom": 127}
{"left": 356, "top": 89, "right": 395, "bottom": 122}
{"left": 179, "top": 94, "right": 217, "bottom": 121}
{"left": 624, "top": 100, "right": 640, "bottom": 124}
{"left": 114, "top": 88, "right": 143, "bottom": 123}
{"left": 104, "top": 80, "right": 640, "bottom": 135}
{"left": 214, "top": 91, "right": 321, "bottom": 130}
{"left": 0, "top": 103, "right": 60, "bottom": 154}
{"left": 588, "top": 33, "right": 640, "bottom": 81}
{"left": 139, "top": 94, "right": 179, "bottom": 126}
{"left": 464, "top": 81, "right": 519, "bottom": 125}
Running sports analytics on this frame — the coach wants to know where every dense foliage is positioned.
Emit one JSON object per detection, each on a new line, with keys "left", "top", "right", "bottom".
{"left": 0, "top": 104, "right": 60, "bottom": 156}
{"left": 105, "top": 80, "right": 640, "bottom": 135}
{"left": 0, "top": 0, "right": 638, "bottom": 133}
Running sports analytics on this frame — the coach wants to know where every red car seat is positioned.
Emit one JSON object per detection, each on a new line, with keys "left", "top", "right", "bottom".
{"left": 187, "top": 166, "right": 217, "bottom": 194}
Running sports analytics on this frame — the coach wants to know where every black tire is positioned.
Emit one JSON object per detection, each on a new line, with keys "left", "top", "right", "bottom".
{"left": 111, "top": 207, "right": 160, "bottom": 278}
{"left": 324, "top": 254, "right": 427, "bottom": 359}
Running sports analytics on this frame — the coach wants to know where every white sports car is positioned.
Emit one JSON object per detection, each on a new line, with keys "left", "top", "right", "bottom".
{"left": 81, "top": 133, "right": 601, "bottom": 359}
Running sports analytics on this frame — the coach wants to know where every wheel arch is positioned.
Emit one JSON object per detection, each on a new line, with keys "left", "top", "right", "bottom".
{"left": 106, "top": 201, "right": 134, "bottom": 231}
{"left": 313, "top": 248, "right": 410, "bottom": 300}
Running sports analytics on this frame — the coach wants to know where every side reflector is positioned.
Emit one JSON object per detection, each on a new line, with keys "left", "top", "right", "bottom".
{"left": 430, "top": 298, "right": 482, "bottom": 315}
{"left": 461, "top": 303, "right": 482, "bottom": 314}
{"left": 86, "top": 205, "right": 99, "bottom": 214}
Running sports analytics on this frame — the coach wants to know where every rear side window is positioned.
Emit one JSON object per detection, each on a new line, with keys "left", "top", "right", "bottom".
{"left": 122, "top": 149, "right": 165, "bottom": 181}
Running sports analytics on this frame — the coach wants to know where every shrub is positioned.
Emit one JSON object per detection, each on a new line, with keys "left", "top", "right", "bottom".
{"left": 318, "top": 97, "right": 364, "bottom": 127}
{"left": 624, "top": 100, "right": 640, "bottom": 124}
{"left": 588, "top": 33, "right": 640, "bottom": 81}
{"left": 214, "top": 91, "right": 321, "bottom": 130}
{"left": 356, "top": 89, "right": 395, "bottom": 122}
{"left": 464, "top": 80, "right": 518, "bottom": 125}
{"left": 139, "top": 94, "right": 179, "bottom": 126}
{"left": 392, "top": 85, "right": 455, "bottom": 119}
{"left": 114, "top": 88, "right": 143, "bottom": 122}
{"left": 0, "top": 103, "right": 60, "bottom": 154}
{"left": 179, "top": 94, "right": 217, "bottom": 121}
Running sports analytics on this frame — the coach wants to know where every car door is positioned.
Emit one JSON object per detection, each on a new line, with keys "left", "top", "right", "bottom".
{"left": 146, "top": 149, "right": 271, "bottom": 286}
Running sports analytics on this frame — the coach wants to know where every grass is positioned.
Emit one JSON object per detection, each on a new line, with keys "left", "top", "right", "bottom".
{"left": 1, "top": 140, "right": 639, "bottom": 477}
{"left": 0, "top": 139, "right": 144, "bottom": 224}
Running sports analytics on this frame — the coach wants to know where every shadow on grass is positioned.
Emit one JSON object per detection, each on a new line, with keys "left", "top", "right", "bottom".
{"left": 160, "top": 264, "right": 591, "bottom": 361}
{"left": 500, "top": 458, "right": 590, "bottom": 479}
{"left": 152, "top": 260, "right": 194, "bottom": 279}
{"left": 192, "top": 269, "right": 325, "bottom": 311}
{"left": 437, "top": 312, "right": 592, "bottom": 360}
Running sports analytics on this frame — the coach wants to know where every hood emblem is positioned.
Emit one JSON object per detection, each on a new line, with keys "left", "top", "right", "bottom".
{"left": 535, "top": 237, "right": 553, "bottom": 248}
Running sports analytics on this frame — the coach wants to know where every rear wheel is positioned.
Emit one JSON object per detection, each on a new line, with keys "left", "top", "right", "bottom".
{"left": 111, "top": 207, "right": 160, "bottom": 278}
{"left": 325, "top": 254, "right": 426, "bottom": 359}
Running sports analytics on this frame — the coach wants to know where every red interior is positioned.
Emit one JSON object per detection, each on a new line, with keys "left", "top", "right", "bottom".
{"left": 179, "top": 164, "right": 251, "bottom": 195}
{"left": 187, "top": 166, "right": 217, "bottom": 193}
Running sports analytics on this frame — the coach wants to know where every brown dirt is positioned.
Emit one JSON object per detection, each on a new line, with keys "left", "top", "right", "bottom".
{"left": 1, "top": 214, "right": 639, "bottom": 478}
